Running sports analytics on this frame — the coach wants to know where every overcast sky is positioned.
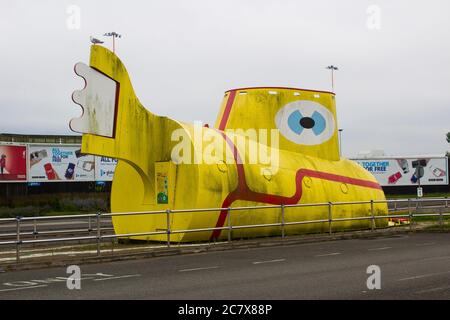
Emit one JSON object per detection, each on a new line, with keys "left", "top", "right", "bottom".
{"left": 1, "top": 0, "right": 449, "bottom": 157}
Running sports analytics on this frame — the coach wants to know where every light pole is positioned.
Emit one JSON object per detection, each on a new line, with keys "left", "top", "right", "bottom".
{"left": 338, "top": 129, "right": 343, "bottom": 157}
{"left": 326, "top": 65, "right": 338, "bottom": 91}
{"left": 104, "top": 32, "right": 122, "bottom": 53}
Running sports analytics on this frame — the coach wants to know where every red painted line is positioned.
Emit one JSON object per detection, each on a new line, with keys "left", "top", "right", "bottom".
{"left": 217, "top": 87, "right": 332, "bottom": 131}
{"left": 218, "top": 90, "right": 237, "bottom": 130}
{"left": 221, "top": 133, "right": 246, "bottom": 190}
{"left": 210, "top": 137, "right": 382, "bottom": 239}
{"left": 224, "top": 86, "right": 335, "bottom": 95}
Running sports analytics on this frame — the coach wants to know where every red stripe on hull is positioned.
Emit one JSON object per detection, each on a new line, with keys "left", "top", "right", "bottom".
{"left": 211, "top": 98, "right": 381, "bottom": 239}
{"left": 218, "top": 90, "right": 237, "bottom": 130}
{"left": 210, "top": 139, "right": 381, "bottom": 239}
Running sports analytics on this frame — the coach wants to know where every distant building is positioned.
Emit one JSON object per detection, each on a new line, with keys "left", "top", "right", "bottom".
{"left": 0, "top": 133, "right": 81, "bottom": 144}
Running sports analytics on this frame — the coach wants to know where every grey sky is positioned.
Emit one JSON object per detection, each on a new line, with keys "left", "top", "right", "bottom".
{"left": 1, "top": 0, "right": 449, "bottom": 157}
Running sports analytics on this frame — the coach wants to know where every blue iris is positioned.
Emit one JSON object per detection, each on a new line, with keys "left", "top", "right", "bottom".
{"left": 287, "top": 110, "right": 326, "bottom": 136}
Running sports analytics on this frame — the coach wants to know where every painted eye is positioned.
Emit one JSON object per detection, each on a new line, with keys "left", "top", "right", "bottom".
{"left": 275, "top": 100, "right": 336, "bottom": 145}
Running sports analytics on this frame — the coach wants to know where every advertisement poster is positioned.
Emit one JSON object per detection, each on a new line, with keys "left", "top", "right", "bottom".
{"left": 29, "top": 145, "right": 95, "bottom": 182}
{"left": 95, "top": 156, "right": 117, "bottom": 181}
{"left": 0, "top": 144, "right": 27, "bottom": 182}
{"left": 354, "top": 157, "right": 448, "bottom": 186}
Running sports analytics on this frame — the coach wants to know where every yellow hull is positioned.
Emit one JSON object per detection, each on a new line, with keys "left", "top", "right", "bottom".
{"left": 70, "top": 45, "right": 387, "bottom": 242}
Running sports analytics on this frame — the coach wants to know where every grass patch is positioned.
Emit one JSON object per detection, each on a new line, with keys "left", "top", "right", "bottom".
{"left": 386, "top": 192, "right": 449, "bottom": 199}
{"left": 423, "top": 222, "right": 450, "bottom": 231}
{"left": 413, "top": 215, "right": 450, "bottom": 222}
{"left": 0, "top": 193, "right": 110, "bottom": 218}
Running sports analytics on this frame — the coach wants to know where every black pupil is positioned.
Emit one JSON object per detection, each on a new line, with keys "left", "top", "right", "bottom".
{"left": 299, "top": 117, "right": 315, "bottom": 129}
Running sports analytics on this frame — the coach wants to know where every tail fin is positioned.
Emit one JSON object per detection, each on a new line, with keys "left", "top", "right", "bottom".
{"left": 70, "top": 45, "right": 182, "bottom": 203}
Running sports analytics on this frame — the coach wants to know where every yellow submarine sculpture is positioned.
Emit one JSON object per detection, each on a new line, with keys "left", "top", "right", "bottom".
{"left": 71, "top": 45, "right": 387, "bottom": 242}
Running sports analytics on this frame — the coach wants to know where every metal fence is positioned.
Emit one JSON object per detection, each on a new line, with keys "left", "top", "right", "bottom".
{"left": 0, "top": 197, "right": 449, "bottom": 263}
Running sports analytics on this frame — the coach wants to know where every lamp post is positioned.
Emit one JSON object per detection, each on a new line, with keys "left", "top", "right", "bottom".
{"left": 326, "top": 65, "right": 338, "bottom": 91}
{"left": 104, "top": 32, "right": 122, "bottom": 53}
{"left": 338, "top": 129, "right": 344, "bottom": 157}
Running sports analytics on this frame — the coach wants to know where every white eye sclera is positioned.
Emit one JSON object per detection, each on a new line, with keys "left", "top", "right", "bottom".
{"left": 275, "top": 100, "right": 336, "bottom": 146}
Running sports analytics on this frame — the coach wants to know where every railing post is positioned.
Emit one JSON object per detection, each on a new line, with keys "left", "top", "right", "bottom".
{"left": 445, "top": 197, "right": 448, "bottom": 209}
{"left": 96, "top": 212, "right": 101, "bottom": 256}
{"left": 408, "top": 198, "right": 413, "bottom": 231}
{"left": 394, "top": 200, "right": 397, "bottom": 212}
{"left": 281, "top": 204, "right": 285, "bottom": 239}
{"left": 33, "top": 217, "right": 37, "bottom": 240}
{"left": 370, "top": 200, "right": 375, "bottom": 231}
{"left": 166, "top": 209, "right": 171, "bottom": 247}
{"left": 16, "top": 216, "right": 21, "bottom": 263}
{"left": 328, "top": 202, "right": 332, "bottom": 235}
{"left": 88, "top": 216, "right": 92, "bottom": 233}
{"left": 227, "top": 208, "right": 232, "bottom": 243}
{"left": 439, "top": 207, "right": 443, "bottom": 231}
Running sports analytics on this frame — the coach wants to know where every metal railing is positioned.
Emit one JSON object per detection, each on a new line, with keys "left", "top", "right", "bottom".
{"left": 0, "top": 197, "right": 448, "bottom": 263}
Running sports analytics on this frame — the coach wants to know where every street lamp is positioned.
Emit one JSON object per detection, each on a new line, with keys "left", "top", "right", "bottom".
{"left": 104, "top": 32, "right": 122, "bottom": 53}
{"left": 326, "top": 65, "right": 338, "bottom": 91}
{"left": 338, "top": 129, "right": 344, "bottom": 157}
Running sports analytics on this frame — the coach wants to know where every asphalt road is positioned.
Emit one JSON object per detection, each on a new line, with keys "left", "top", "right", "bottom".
{"left": 0, "top": 218, "right": 113, "bottom": 245}
{"left": 0, "top": 218, "right": 113, "bottom": 233}
{"left": 0, "top": 233, "right": 449, "bottom": 299}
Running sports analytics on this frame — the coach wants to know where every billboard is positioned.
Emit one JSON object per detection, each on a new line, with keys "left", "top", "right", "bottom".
{"left": 354, "top": 157, "right": 448, "bottom": 186}
{"left": 28, "top": 145, "right": 95, "bottom": 182}
{"left": 0, "top": 144, "right": 27, "bottom": 182}
{"left": 95, "top": 156, "right": 117, "bottom": 181}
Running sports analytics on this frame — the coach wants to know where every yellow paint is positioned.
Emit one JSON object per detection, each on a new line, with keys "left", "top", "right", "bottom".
{"left": 73, "top": 45, "right": 388, "bottom": 242}
{"left": 215, "top": 89, "right": 340, "bottom": 161}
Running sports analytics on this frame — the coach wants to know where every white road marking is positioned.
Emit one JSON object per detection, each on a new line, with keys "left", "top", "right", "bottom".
{"left": 397, "top": 270, "right": 450, "bottom": 282}
{"left": 84, "top": 273, "right": 114, "bottom": 278}
{"left": 415, "top": 242, "right": 435, "bottom": 246}
{"left": 0, "top": 284, "right": 47, "bottom": 292}
{"left": 420, "top": 255, "right": 450, "bottom": 262}
{"left": 362, "top": 235, "right": 409, "bottom": 242}
{"left": 315, "top": 252, "right": 341, "bottom": 257}
{"left": 415, "top": 286, "right": 450, "bottom": 294}
{"left": 253, "top": 259, "right": 286, "bottom": 265}
{"left": 179, "top": 266, "right": 219, "bottom": 272}
{"left": 93, "top": 274, "right": 141, "bottom": 281}
{"left": 0, "top": 241, "right": 229, "bottom": 263}
{"left": 368, "top": 246, "right": 392, "bottom": 251}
